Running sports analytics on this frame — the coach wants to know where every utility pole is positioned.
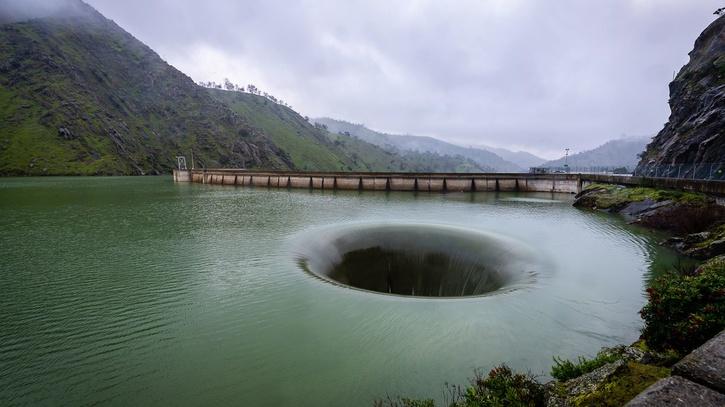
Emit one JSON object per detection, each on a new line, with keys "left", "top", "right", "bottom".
{"left": 564, "top": 148, "right": 570, "bottom": 173}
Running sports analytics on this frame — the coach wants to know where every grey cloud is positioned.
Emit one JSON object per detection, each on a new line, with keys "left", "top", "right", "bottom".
{"left": 85, "top": 0, "right": 722, "bottom": 158}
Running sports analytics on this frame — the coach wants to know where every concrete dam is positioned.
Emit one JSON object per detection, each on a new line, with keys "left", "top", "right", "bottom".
{"left": 173, "top": 169, "right": 725, "bottom": 196}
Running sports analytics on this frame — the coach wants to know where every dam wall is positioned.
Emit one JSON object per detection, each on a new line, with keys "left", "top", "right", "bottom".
{"left": 173, "top": 169, "right": 725, "bottom": 196}
{"left": 174, "top": 169, "right": 581, "bottom": 193}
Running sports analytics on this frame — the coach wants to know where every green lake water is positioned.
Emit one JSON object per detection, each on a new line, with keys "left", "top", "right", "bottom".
{"left": 0, "top": 176, "right": 685, "bottom": 406}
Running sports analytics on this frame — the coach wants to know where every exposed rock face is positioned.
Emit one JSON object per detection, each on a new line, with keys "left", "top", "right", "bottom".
{"left": 665, "top": 228, "right": 725, "bottom": 259}
{"left": 545, "top": 344, "right": 674, "bottom": 407}
{"left": 573, "top": 184, "right": 725, "bottom": 235}
{"left": 636, "top": 16, "right": 725, "bottom": 176}
{"left": 673, "top": 330, "right": 725, "bottom": 393}
{"left": 625, "top": 376, "right": 725, "bottom": 406}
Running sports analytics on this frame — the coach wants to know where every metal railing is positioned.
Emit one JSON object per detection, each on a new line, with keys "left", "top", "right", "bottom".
{"left": 530, "top": 163, "right": 724, "bottom": 180}
{"left": 530, "top": 166, "right": 633, "bottom": 175}
{"left": 633, "top": 163, "right": 725, "bottom": 181}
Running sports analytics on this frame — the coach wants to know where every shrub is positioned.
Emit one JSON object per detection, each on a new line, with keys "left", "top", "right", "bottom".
{"left": 456, "top": 364, "right": 546, "bottom": 407}
{"left": 373, "top": 398, "right": 435, "bottom": 407}
{"left": 550, "top": 352, "right": 620, "bottom": 381}
{"left": 640, "top": 255, "right": 725, "bottom": 354}
{"left": 378, "top": 365, "right": 546, "bottom": 407}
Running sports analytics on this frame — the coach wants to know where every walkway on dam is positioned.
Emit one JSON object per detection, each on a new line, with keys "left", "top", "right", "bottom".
{"left": 173, "top": 169, "right": 725, "bottom": 196}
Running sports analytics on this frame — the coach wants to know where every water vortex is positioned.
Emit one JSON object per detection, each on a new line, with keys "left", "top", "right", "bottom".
{"left": 295, "top": 224, "right": 540, "bottom": 298}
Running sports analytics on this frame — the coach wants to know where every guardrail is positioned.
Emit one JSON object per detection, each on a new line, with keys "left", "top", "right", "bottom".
{"left": 633, "top": 163, "right": 725, "bottom": 180}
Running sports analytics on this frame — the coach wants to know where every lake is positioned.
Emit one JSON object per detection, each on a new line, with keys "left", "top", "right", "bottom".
{"left": 0, "top": 176, "right": 684, "bottom": 406}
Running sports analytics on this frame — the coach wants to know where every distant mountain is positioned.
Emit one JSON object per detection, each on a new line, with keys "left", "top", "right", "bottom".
{"left": 209, "top": 90, "right": 492, "bottom": 173}
{"left": 314, "top": 118, "right": 523, "bottom": 172}
{"left": 541, "top": 137, "right": 650, "bottom": 170}
{"left": 478, "top": 146, "right": 545, "bottom": 169}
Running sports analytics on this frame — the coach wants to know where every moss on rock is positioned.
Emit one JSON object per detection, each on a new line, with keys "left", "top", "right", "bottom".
{"left": 570, "top": 362, "right": 670, "bottom": 407}
{"left": 576, "top": 183, "right": 708, "bottom": 211}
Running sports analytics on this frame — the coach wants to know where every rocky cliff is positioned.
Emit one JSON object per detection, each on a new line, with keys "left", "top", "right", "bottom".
{"left": 636, "top": 15, "right": 725, "bottom": 176}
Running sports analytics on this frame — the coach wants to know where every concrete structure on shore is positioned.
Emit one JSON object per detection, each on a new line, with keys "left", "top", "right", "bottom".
{"left": 173, "top": 169, "right": 725, "bottom": 196}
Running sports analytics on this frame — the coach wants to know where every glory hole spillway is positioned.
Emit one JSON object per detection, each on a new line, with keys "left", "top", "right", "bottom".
{"left": 0, "top": 175, "right": 691, "bottom": 406}
{"left": 295, "top": 224, "right": 540, "bottom": 297}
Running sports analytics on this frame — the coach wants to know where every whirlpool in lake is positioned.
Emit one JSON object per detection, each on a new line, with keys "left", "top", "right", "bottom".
{"left": 295, "top": 223, "right": 544, "bottom": 298}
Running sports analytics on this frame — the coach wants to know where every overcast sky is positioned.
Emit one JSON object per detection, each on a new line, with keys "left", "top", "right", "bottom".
{"left": 86, "top": 0, "right": 721, "bottom": 158}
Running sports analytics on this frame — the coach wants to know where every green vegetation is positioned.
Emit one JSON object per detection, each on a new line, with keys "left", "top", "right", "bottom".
{"left": 576, "top": 184, "right": 722, "bottom": 233}
{"left": 455, "top": 365, "right": 546, "bottom": 407}
{"left": 209, "top": 89, "right": 492, "bottom": 173}
{"left": 567, "top": 362, "right": 669, "bottom": 407}
{"left": 378, "top": 365, "right": 546, "bottom": 407}
{"left": 550, "top": 351, "right": 620, "bottom": 381}
{"left": 207, "top": 89, "right": 354, "bottom": 171}
{"left": 0, "top": 6, "right": 295, "bottom": 175}
{"left": 640, "top": 255, "right": 725, "bottom": 354}
{"left": 581, "top": 183, "right": 707, "bottom": 210}
{"left": 693, "top": 224, "right": 725, "bottom": 251}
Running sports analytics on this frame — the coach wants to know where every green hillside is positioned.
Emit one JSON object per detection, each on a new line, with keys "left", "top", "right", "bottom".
{"left": 0, "top": 1, "right": 298, "bottom": 175}
{"left": 208, "top": 89, "right": 490, "bottom": 173}
{"left": 207, "top": 89, "right": 356, "bottom": 171}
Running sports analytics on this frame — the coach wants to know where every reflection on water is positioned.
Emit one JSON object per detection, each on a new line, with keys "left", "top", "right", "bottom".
{"left": 0, "top": 177, "right": 688, "bottom": 406}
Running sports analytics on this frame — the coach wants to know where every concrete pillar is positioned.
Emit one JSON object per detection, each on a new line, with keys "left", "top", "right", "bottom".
{"left": 445, "top": 178, "right": 473, "bottom": 192}
{"left": 336, "top": 177, "right": 360, "bottom": 190}
{"left": 390, "top": 178, "right": 416, "bottom": 191}
{"left": 361, "top": 178, "right": 389, "bottom": 190}
{"left": 289, "top": 176, "right": 311, "bottom": 188}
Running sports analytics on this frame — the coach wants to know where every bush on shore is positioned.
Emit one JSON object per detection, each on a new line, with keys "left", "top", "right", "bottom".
{"left": 550, "top": 351, "right": 620, "bottom": 381}
{"left": 375, "top": 364, "right": 546, "bottom": 407}
{"left": 640, "top": 255, "right": 725, "bottom": 354}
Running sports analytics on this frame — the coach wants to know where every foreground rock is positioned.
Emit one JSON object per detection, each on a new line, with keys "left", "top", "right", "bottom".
{"left": 625, "top": 376, "right": 725, "bottom": 406}
{"left": 672, "top": 330, "right": 725, "bottom": 393}
{"left": 545, "top": 344, "right": 673, "bottom": 407}
{"left": 664, "top": 224, "right": 725, "bottom": 259}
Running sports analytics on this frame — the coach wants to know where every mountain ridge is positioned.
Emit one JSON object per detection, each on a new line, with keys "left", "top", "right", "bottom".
{"left": 314, "top": 117, "right": 523, "bottom": 172}
{"left": 207, "top": 89, "right": 493, "bottom": 173}
{"left": 541, "top": 137, "right": 650, "bottom": 170}
{"left": 477, "top": 145, "right": 546, "bottom": 169}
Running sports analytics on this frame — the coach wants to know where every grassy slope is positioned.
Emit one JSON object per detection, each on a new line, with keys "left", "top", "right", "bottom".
{"left": 208, "top": 89, "right": 354, "bottom": 171}
{"left": 0, "top": 3, "right": 291, "bottom": 175}
{"left": 209, "top": 89, "right": 489, "bottom": 172}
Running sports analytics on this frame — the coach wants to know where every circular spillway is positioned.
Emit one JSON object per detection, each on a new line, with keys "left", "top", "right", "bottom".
{"left": 295, "top": 224, "right": 540, "bottom": 298}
